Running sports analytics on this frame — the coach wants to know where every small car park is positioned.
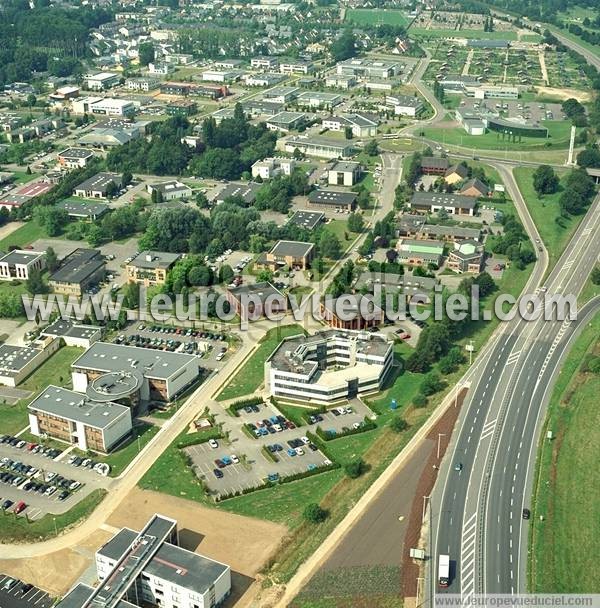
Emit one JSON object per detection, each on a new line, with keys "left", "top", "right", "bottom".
{"left": 0, "top": 574, "right": 54, "bottom": 608}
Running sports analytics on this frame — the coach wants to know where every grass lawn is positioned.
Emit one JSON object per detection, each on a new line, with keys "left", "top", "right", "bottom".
{"left": 346, "top": 8, "right": 409, "bottom": 27}
{"left": 549, "top": 25, "right": 600, "bottom": 62}
{"left": 218, "top": 469, "right": 344, "bottom": 528}
{"left": 11, "top": 171, "right": 39, "bottom": 185}
{"left": 521, "top": 34, "right": 543, "bottom": 43}
{"left": 0, "top": 219, "right": 46, "bottom": 250}
{"left": 0, "top": 346, "right": 84, "bottom": 436}
{"left": 215, "top": 324, "right": 305, "bottom": 401}
{"left": 577, "top": 275, "right": 600, "bottom": 305}
{"left": 324, "top": 219, "right": 354, "bottom": 249}
{"left": 513, "top": 166, "right": 582, "bottom": 270}
{"left": 421, "top": 121, "right": 574, "bottom": 151}
{"left": 409, "top": 28, "right": 518, "bottom": 40}
{"left": 98, "top": 423, "right": 159, "bottom": 477}
{"left": 529, "top": 313, "right": 600, "bottom": 593}
{"left": 0, "top": 489, "right": 106, "bottom": 543}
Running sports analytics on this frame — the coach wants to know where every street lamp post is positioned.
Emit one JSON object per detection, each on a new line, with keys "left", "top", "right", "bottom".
{"left": 437, "top": 433, "right": 446, "bottom": 460}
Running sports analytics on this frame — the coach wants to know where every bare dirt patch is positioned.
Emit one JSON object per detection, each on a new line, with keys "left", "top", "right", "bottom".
{"left": 0, "top": 529, "right": 111, "bottom": 596}
{"left": 536, "top": 86, "right": 592, "bottom": 102}
{"left": 107, "top": 486, "right": 287, "bottom": 578}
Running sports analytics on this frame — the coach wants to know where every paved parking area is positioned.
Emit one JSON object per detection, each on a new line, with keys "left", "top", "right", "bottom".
{"left": 0, "top": 444, "right": 111, "bottom": 518}
{"left": 117, "top": 324, "right": 229, "bottom": 369}
{"left": 0, "top": 575, "right": 54, "bottom": 608}
{"left": 305, "top": 401, "right": 372, "bottom": 435}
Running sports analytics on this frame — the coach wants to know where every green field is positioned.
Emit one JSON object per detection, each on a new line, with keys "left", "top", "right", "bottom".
{"left": 422, "top": 121, "right": 574, "bottom": 151}
{"left": 512, "top": 166, "right": 585, "bottom": 270}
{"left": 215, "top": 324, "right": 305, "bottom": 401}
{"left": 0, "top": 346, "right": 84, "bottom": 435}
{"left": 521, "top": 33, "right": 543, "bottom": 43}
{"left": 346, "top": 8, "right": 409, "bottom": 27}
{"left": 530, "top": 313, "right": 600, "bottom": 592}
{"left": 0, "top": 219, "right": 46, "bottom": 251}
{"left": 409, "top": 28, "right": 518, "bottom": 40}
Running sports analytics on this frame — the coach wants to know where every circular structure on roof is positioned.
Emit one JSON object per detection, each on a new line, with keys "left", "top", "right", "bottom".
{"left": 86, "top": 369, "right": 143, "bottom": 402}
{"left": 458, "top": 242, "right": 476, "bottom": 255}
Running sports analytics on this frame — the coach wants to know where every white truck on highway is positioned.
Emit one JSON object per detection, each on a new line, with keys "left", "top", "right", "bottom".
{"left": 438, "top": 554, "right": 450, "bottom": 587}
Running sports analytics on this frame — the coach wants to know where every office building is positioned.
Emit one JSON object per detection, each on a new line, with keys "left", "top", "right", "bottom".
{"left": 0, "top": 249, "right": 45, "bottom": 281}
{"left": 126, "top": 251, "right": 181, "bottom": 287}
{"left": 328, "top": 161, "right": 362, "bottom": 186}
{"left": 48, "top": 248, "right": 106, "bottom": 296}
{"left": 265, "top": 330, "right": 393, "bottom": 403}
{"left": 256, "top": 240, "right": 314, "bottom": 271}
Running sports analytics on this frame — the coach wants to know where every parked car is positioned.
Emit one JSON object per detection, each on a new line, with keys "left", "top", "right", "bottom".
{"left": 208, "top": 439, "right": 218, "bottom": 449}
{"left": 213, "top": 469, "right": 224, "bottom": 479}
{"left": 3, "top": 578, "right": 19, "bottom": 590}
{"left": 14, "top": 501, "right": 26, "bottom": 514}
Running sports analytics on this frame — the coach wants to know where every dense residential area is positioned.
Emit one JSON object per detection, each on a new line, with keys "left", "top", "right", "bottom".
{"left": 0, "top": 0, "right": 598, "bottom": 606}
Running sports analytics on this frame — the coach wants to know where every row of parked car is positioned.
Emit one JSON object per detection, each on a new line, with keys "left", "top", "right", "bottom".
{"left": 0, "top": 436, "right": 62, "bottom": 459}
{"left": 138, "top": 324, "right": 228, "bottom": 342}
{"left": 67, "top": 455, "right": 111, "bottom": 476}
{"left": 248, "top": 415, "right": 296, "bottom": 437}
{"left": 0, "top": 458, "right": 79, "bottom": 501}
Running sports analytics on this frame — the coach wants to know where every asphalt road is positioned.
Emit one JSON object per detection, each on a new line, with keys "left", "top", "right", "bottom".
{"left": 430, "top": 190, "right": 600, "bottom": 599}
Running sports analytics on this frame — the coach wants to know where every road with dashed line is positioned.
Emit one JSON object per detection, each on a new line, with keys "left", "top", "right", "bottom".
{"left": 430, "top": 188, "right": 600, "bottom": 600}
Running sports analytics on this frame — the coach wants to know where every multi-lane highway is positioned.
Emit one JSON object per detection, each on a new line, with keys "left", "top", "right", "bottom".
{"left": 430, "top": 190, "right": 600, "bottom": 599}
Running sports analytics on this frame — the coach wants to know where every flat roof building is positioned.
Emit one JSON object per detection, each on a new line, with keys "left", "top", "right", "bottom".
{"left": 328, "top": 160, "right": 362, "bottom": 186}
{"left": 257, "top": 240, "right": 315, "bottom": 271}
{"left": 58, "top": 514, "right": 231, "bottom": 608}
{"left": 41, "top": 318, "right": 102, "bottom": 349}
{"left": 58, "top": 148, "right": 95, "bottom": 169}
{"left": 282, "top": 136, "right": 355, "bottom": 160}
{"left": 28, "top": 385, "right": 132, "bottom": 453}
{"left": 57, "top": 199, "right": 110, "bottom": 221}
{"left": 74, "top": 172, "right": 123, "bottom": 199}
{"left": 0, "top": 249, "right": 45, "bottom": 281}
{"left": 72, "top": 342, "right": 199, "bottom": 403}
{"left": 0, "top": 338, "right": 61, "bottom": 388}
{"left": 49, "top": 248, "right": 106, "bottom": 296}
{"left": 408, "top": 192, "right": 477, "bottom": 216}
{"left": 308, "top": 188, "right": 357, "bottom": 211}
{"left": 147, "top": 181, "right": 193, "bottom": 201}
{"left": 126, "top": 251, "right": 181, "bottom": 287}
{"left": 287, "top": 209, "right": 325, "bottom": 231}
{"left": 266, "top": 330, "right": 393, "bottom": 404}
{"left": 213, "top": 182, "right": 262, "bottom": 205}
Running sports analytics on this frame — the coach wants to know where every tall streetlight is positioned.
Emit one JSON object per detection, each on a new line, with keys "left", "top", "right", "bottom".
{"left": 437, "top": 433, "right": 446, "bottom": 460}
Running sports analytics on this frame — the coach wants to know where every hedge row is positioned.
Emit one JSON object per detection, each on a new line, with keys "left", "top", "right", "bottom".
{"left": 261, "top": 445, "right": 279, "bottom": 463}
{"left": 228, "top": 396, "right": 264, "bottom": 416}
{"left": 314, "top": 417, "right": 377, "bottom": 441}
{"left": 176, "top": 427, "right": 222, "bottom": 449}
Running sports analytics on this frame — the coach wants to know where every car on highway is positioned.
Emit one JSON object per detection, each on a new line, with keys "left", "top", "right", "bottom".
{"left": 522, "top": 508, "right": 531, "bottom": 519}
{"left": 454, "top": 463, "right": 463, "bottom": 471}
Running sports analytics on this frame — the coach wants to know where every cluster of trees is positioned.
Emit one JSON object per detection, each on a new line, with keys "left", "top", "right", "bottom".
{"left": 558, "top": 167, "right": 596, "bottom": 214}
{"left": 483, "top": 16, "right": 495, "bottom": 32}
{"left": 0, "top": 3, "right": 113, "bottom": 86}
{"left": 405, "top": 273, "right": 496, "bottom": 374}
{"left": 567, "top": 22, "right": 600, "bottom": 47}
{"left": 330, "top": 30, "right": 357, "bottom": 62}
{"left": 254, "top": 171, "right": 309, "bottom": 214}
{"left": 490, "top": 216, "right": 536, "bottom": 269}
{"left": 432, "top": 80, "right": 445, "bottom": 104}
{"left": 576, "top": 145, "right": 600, "bottom": 169}
{"left": 329, "top": 260, "right": 356, "bottom": 298}
{"left": 562, "top": 97, "right": 587, "bottom": 127}
{"left": 533, "top": 164, "right": 560, "bottom": 195}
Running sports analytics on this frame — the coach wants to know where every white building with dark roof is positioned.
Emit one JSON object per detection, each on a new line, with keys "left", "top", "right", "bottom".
{"left": 0, "top": 249, "right": 45, "bottom": 281}
{"left": 58, "top": 514, "right": 230, "bottom": 608}
{"left": 147, "top": 181, "right": 192, "bottom": 201}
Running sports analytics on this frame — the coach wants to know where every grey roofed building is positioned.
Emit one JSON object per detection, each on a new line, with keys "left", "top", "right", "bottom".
{"left": 227, "top": 281, "right": 284, "bottom": 302}
{"left": 214, "top": 181, "right": 262, "bottom": 205}
{"left": 28, "top": 385, "right": 131, "bottom": 429}
{"left": 266, "top": 111, "right": 306, "bottom": 130}
{"left": 49, "top": 248, "right": 105, "bottom": 286}
{"left": 74, "top": 172, "right": 122, "bottom": 198}
{"left": 354, "top": 271, "right": 437, "bottom": 294}
{"left": 128, "top": 250, "right": 181, "bottom": 270}
{"left": 41, "top": 318, "right": 102, "bottom": 346}
{"left": 0, "top": 249, "right": 43, "bottom": 267}
{"left": 0, "top": 344, "right": 45, "bottom": 376}
{"left": 72, "top": 342, "right": 198, "bottom": 381}
{"left": 269, "top": 240, "right": 314, "bottom": 258}
{"left": 409, "top": 191, "right": 477, "bottom": 212}
{"left": 242, "top": 99, "right": 285, "bottom": 115}
{"left": 57, "top": 199, "right": 110, "bottom": 220}
{"left": 78, "top": 128, "right": 133, "bottom": 147}
{"left": 308, "top": 189, "right": 357, "bottom": 208}
{"left": 287, "top": 209, "right": 325, "bottom": 231}
{"left": 418, "top": 224, "right": 481, "bottom": 241}
{"left": 460, "top": 177, "right": 489, "bottom": 197}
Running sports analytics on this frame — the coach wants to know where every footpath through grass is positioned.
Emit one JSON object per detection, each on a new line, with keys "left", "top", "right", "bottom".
{"left": 215, "top": 324, "right": 305, "bottom": 401}
{"left": 512, "top": 166, "right": 581, "bottom": 270}
{"left": 529, "top": 312, "right": 600, "bottom": 593}
{"left": 0, "top": 489, "right": 106, "bottom": 543}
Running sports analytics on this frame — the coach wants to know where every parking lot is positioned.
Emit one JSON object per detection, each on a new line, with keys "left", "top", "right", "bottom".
{"left": 117, "top": 323, "right": 229, "bottom": 369}
{"left": 185, "top": 401, "right": 336, "bottom": 497}
{"left": 0, "top": 575, "right": 53, "bottom": 608}
{"left": 0, "top": 440, "right": 111, "bottom": 519}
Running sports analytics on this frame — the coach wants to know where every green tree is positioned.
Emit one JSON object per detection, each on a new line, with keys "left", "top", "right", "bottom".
{"left": 532, "top": 165, "right": 560, "bottom": 196}
{"left": 591, "top": 265, "right": 600, "bottom": 285}
{"left": 319, "top": 230, "right": 342, "bottom": 259}
{"left": 218, "top": 264, "right": 234, "bottom": 284}
{"left": 412, "top": 394, "right": 428, "bottom": 408}
{"left": 45, "top": 246, "right": 59, "bottom": 272}
{"left": 257, "top": 269, "right": 274, "bottom": 283}
{"left": 330, "top": 29, "right": 356, "bottom": 62}
{"left": 344, "top": 458, "right": 366, "bottom": 478}
{"left": 420, "top": 371, "right": 445, "bottom": 396}
{"left": 390, "top": 416, "right": 409, "bottom": 432}
{"left": 138, "top": 42, "right": 155, "bottom": 66}
{"left": 187, "top": 265, "right": 212, "bottom": 286}
{"left": 25, "top": 268, "right": 48, "bottom": 294}
{"left": 303, "top": 503, "right": 329, "bottom": 523}
{"left": 347, "top": 212, "right": 364, "bottom": 233}
{"left": 364, "top": 139, "right": 379, "bottom": 156}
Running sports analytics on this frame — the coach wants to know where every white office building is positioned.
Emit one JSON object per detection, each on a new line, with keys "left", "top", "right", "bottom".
{"left": 265, "top": 330, "right": 393, "bottom": 404}
{"left": 58, "top": 514, "right": 231, "bottom": 608}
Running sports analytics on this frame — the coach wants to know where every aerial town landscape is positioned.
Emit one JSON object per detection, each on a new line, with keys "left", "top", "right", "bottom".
{"left": 0, "top": 0, "right": 598, "bottom": 605}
